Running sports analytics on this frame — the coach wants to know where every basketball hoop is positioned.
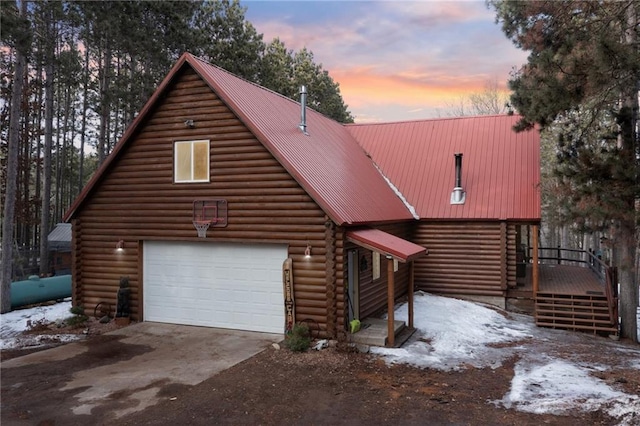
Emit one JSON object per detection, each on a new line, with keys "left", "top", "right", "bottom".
{"left": 191, "top": 199, "right": 227, "bottom": 237}
{"left": 193, "top": 220, "right": 211, "bottom": 238}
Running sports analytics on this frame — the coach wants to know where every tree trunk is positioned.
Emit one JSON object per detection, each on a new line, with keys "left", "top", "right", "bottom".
{"left": 616, "top": 2, "right": 639, "bottom": 342}
{"left": 98, "top": 45, "right": 111, "bottom": 164}
{"left": 33, "top": 43, "right": 43, "bottom": 269}
{"left": 39, "top": 13, "right": 54, "bottom": 276}
{"left": 78, "top": 46, "right": 89, "bottom": 195}
{"left": 1, "top": 0, "right": 28, "bottom": 314}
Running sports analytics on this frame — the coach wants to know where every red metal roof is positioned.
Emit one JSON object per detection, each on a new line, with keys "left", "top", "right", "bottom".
{"left": 346, "top": 228, "right": 427, "bottom": 263}
{"left": 347, "top": 116, "right": 541, "bottom": 221}
{"left": 189, "top": 55, "right": 415, "bottom": 225}
{"left": 64, "top": 53, "right": 414, "bottom": 225}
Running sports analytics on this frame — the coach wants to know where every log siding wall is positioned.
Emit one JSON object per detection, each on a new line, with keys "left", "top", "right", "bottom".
{"left": 506, "top": 224, "right": 517, "bottom": 288}
{"left": 73, "top": 68, "right": 332, "bottom": 335}
{"left": 413, "top": 221, "right": 516, "bottom": 298}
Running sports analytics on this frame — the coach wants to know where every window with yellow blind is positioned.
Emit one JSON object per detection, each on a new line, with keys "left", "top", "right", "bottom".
{"left": 373, "top": 252, "right": 380, "bottom": 280}
{"left": 174, "top": 140, "right": 210, "bottom": 183}
{"left": 373, "top": 253, "right": 398, "bottom": 280}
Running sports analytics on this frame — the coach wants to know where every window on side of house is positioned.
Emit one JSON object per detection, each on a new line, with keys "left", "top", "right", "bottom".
{"left": 372, "top": 252, "right": 380, "bottom": 280}
{"left": 174, "top": 140, "right": 210, "bottom": 183}
{"left": 393, "top": 259, "right": 399, "bottom": 272}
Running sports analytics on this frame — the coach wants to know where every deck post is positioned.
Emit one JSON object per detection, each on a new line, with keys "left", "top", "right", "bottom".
{"left": 532, "top": 225, "right": 539, "bottom": 294}
{"left": 387, "top": 256, "right": 395, "bottom": 347}
{"left": 408, "top": 261, "right": 414, "bottom": 329}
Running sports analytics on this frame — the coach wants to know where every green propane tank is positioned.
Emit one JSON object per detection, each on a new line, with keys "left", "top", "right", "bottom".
{"left": 10, "top": 275, "right": 71, "bottom": 308}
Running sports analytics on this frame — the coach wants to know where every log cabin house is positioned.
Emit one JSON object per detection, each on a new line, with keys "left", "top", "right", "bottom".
{"left": 64, "top": 53, "right": 540, "bottom": 345}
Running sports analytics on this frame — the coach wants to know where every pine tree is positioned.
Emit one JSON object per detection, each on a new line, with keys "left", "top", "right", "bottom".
{"left": 291, "top": 48, "right": 353, "bottom": 123}
{"left": 193, "top": 0, "right": 265, "bottom": 81}
{"left": 260, "top": 38, "right": 295, "bottom": 98}
{"left": 259, "top": 42, "right": 354, "bottom": 123}
{"left": 490, "top": 0, "right": 639, "bottom": 340}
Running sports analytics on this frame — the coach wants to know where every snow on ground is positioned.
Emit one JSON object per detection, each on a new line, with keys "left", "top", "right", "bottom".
{"left": 498, "top": 357, "right": 640, "bottom": 424}
{"left": 373, "top": 292, "right": 535, "bottom": 370}
{"left": 372, "top": 292, "right": 640, "bottom": 425}
{"left": 0, "top": 299, "right": 82, "bottom": 350}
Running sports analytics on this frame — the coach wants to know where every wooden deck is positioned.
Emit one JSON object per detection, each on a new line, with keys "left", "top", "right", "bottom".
{"left": 511, "top": 264, "right": 605, "bottom": 296}
{"left": 508, "top": 264, "right": 617, "bottom": 335}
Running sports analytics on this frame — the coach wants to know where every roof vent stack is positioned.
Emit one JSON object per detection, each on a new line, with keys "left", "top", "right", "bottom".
{"left": 299, "top": 85, "right": 308, "bottom": 135}
{"left": 450, "top": 153, "right": 466, "bottom": 205}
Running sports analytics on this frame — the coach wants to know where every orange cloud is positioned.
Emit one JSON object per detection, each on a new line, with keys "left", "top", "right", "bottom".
{"left": 332, "top": 67, "right": 506, "bottom": 110}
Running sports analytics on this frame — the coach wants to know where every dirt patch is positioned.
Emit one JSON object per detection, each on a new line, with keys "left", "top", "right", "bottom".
{"left": 115, "top": 344, "right": 617, "bottom": 426}
{"left": 1, "top": 321, "right": 637, "bottom": 425}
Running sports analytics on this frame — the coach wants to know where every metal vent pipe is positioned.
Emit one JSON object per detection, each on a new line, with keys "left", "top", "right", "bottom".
{"left": 299, "top": 85, "right": 308, "bottom": 134}
{"left": 451, "top": 152, "right": 466, "bottom": 204}
{"left": 454, "top": 153, "right": 463, "bottom": 188}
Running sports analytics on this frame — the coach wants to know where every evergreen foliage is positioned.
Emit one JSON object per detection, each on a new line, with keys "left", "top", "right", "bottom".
{"left": 193, "top": 0, "right": 265, "bottom": 81}
{"left": 490, "top": 0, "right": 639, "bottom": 340}
{"left": 285, "top": 322, "right": 311, "bottom": 352}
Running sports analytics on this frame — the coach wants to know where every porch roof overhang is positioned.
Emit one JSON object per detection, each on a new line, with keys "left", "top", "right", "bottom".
{"left": 346, "top": 228, "right": 428, "bottom": 263}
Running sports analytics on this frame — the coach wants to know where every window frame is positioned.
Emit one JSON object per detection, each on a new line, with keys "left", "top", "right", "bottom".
{"left": 174, "top": 139, "right": 210, "bottom": 183}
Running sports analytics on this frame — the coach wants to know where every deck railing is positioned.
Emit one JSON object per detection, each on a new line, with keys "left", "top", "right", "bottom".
{"left": 529, "top": 245, "right": 619, "bottom": 332}
{"left": 534, "top": 246, "right": 608, "bottom": 279}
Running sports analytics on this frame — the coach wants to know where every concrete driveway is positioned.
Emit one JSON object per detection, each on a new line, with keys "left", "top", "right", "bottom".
{"left": 1, "top": 322, "right": 281, "bottom": 422}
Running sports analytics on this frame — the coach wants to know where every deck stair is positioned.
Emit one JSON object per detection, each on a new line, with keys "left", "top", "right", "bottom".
{"left": 535, "top": 292, "right": 617, "bottom": 334}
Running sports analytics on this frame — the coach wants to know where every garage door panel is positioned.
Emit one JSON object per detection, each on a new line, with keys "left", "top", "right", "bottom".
{"left": 143, "top": 241, "right": 286, "bottom": 333}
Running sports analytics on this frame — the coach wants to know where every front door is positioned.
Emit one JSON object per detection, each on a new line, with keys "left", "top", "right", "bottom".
{"left": 347, "top": 249, "right": 360, "bottom": 321}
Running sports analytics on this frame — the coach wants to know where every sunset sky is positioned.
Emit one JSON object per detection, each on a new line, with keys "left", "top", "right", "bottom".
{"left": 242, "top": 0, "right": 529, "bottom": 123}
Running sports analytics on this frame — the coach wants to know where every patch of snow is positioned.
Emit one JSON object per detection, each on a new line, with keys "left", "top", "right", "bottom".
{"left": 0, "top": 300, "right": 81, "bottom": 350}
{"left": 614, "top": 347, "right": 640, "bottom": 369}
{"left": 371, "top": 292, "right": 640, "bottom": 424}
{"left": 2, "top": 333, "right": 83, "bottom": 350}
{"left": 372, "top": 292, "right": 534, "bottom": 370}
{"left": 497, "top": 357, "right": 640, "bottom": 425}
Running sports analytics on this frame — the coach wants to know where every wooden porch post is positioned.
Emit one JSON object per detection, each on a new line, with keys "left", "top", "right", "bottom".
{"left": 532, "top": 225, "right": 539, "bottom": 294}
{"left": 387, "top": 256, "right": 395, "bottom": 347}
{"left": 408, "top": 261, "right": 414, "bottom": 329}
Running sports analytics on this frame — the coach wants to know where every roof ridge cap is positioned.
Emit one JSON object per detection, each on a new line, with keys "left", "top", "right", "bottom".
{"left": 187, "top": 54, "right": 328, "bottom": 117}
{"left": 347, "top": 113, "right": 521, "bottom": 127}
{"left": 371, "top": 162, "right": 419, "bottom": 220}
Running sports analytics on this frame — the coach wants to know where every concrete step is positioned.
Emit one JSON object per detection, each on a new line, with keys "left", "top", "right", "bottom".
{"left": 392, "top": 325, "right": 416, "bottom": 348}
{"left": 348, "top": 318, "right": 406, "bottom": 347}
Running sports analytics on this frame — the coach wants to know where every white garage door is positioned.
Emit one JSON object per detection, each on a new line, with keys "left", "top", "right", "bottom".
{"left": 143, "top": 241, "right": 286, "bottom": 333}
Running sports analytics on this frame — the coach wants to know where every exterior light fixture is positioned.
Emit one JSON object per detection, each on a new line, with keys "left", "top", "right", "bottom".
{"left": 360, "top": 255, "right": 368, "bottom": 272}
{"left": 116, "top": 240, "right": 125, "bottom": 251}
{"left": 184, "top": 119, "right": 195, "bottom": 128}
{"left": 304, "top": 245, "right": 311, "bottom": 258}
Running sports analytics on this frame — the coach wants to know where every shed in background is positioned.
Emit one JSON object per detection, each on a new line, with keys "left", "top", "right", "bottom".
{"left": 47, "top": 223, "right": 71, "bottom": 275}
